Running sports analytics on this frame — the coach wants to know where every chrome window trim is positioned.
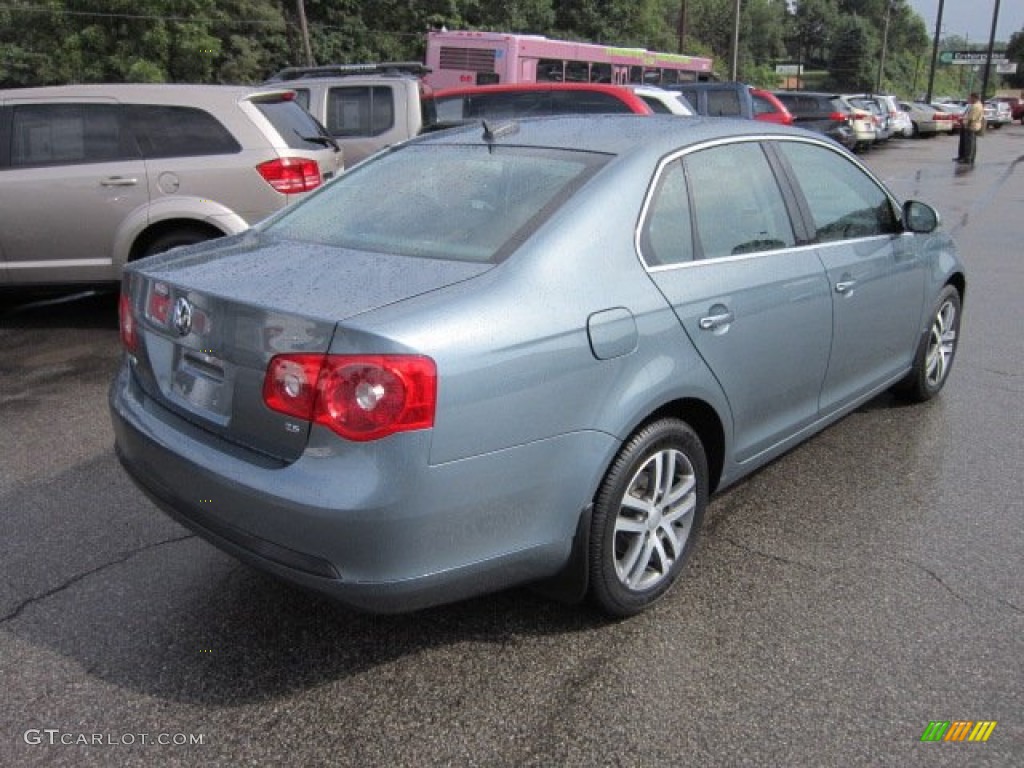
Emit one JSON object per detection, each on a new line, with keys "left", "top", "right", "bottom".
{"left": 634, "top": 134, "right": 902, "bottom": 272}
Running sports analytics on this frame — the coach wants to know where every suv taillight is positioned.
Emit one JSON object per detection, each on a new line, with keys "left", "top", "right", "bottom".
{"left": 263, "top": 354, "right": 436, "bottom": 442}
{"left": 257, "top": 158, "right": 322, "bottom": 194}
{"left": 828, "top": 111, "right": 848, "bottom": 122}
{"left": 119, "top": 291, "right": 138, "bottom": 353}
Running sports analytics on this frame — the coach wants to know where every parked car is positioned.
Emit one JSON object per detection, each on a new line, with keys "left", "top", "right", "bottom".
{"left": 667, "top": 81, "right": 755, "bottom": 118}
{"left": 0, "top": 84, "right": 342, "bottom": 287}
{"left": 985, "top": 99, "right": 1012, "bottom": 129}
{"left": 772, "top": 91, "right": 856, "bottom": 149}
{"left": 625, "top": 85, "right": 694, "bottom": 116}
{"left": 935, "top": 102, "right": 966, "bottom": 133}
{"left": 750, "top": 88, "right": 793, "bottom": 125}
{"left": 875, "top": 94, "right": 913, "bottom": 137}
{"left": 838, "top": 96, "right": 878, "bottom": 149}
{"left": 846, "top": 96, "right": 890, "bottom": 143}
{"left": 423, "top": 82, "right": 652, "bottom": 128}
{"left": 112, "top": 115, "right": 965, "bottom": 617}
{"left": 898, "top": 101, "right": 953, "bottom": 137}
{"left": 262, "top": 62, "right": 431, "bottom": 166}
{"left": 991, "top": 96, "right": 1023, "bottom": 122}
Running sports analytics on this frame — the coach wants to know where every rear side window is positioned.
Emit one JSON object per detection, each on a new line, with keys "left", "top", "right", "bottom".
{"left": 325, "top": 86, "right": 395, "bottom": 137}
{"left": 641, "top": 160, "right": 693, "bottom": 266}
{"left": 778, "top": 141, "right": 899, "bottom": 242}
{"left": 684, "top": 142, "right": 795, "bottom": 259}
{"left": 126, "top": 105, "right": 240, "bottom": 158}
{"left": 10, "top": 103, "right": 133, "bottom": 167}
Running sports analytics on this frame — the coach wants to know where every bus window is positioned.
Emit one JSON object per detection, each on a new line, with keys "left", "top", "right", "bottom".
{"left": 565, "top": 61, "right": 589, "bottom": 82}
{"left": 537, "top": 59, "right": 564, "bottom": 82}
{"left": 590, "top": 63, "right": 612, "bottom": 83}
{"left": 643, "top": 68, "right": 662, "bottom": 85}
{"left": 629, "top": 66, "right": 644, "bottom": 84}
{"left": 661, "top": 69, "right": 680, "bottom": 85}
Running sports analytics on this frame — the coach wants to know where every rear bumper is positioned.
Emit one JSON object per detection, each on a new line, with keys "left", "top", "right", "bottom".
{"left": 109, "top": 362, "right": 611, "bottom": 612}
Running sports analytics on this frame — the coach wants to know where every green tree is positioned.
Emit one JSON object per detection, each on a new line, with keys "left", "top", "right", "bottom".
{"left": 828, "top": 13, "right": 877, "bottom": 90}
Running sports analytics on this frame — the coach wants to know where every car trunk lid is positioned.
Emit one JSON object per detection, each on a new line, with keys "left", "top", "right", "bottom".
{"left": 123, "top": 232, "right": 489, "bottom": 462}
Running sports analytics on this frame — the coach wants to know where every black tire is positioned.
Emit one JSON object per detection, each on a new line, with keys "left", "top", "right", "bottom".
{"left": 589, "top": 418, "right": 708, "bottom": 617}
{"left": 894, "top": 285, "right": 962, "bottom": 402}
{"left": 141, "top": 227, "right": 219, "bottom": 258}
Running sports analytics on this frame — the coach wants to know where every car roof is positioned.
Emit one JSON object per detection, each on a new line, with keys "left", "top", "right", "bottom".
{"left": 409, "top": 113, "right": 814, "bottom": 158}
{"left": 432, "top": 82, "right": 648, "bottom": 97}
{"left": 0, "top": 83, "right": 286, "bottom": 105}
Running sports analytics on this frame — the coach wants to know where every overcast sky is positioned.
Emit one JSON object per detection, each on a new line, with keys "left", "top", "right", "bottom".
{"left": 906, "top": 0, "right": 1022, "bottom": 44}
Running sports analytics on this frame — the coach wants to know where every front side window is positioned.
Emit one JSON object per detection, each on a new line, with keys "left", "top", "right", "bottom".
{"left": 326, "top": 86, "right": 395, "bottom": 137}
{"left": 10, "top": 103, "right": 131, "bottom": 167}
{"left": 777, "top": 141, "right": 899, "bottom": 242}
{"left": 265, "top": 145, "right": 608, "bottom": 264}
{"left": 684, "top": 142, "right": 795, "bottom": 259}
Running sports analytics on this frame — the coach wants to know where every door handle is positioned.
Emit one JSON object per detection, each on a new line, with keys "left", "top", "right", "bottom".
{"left": 699, "top": 311, "right": 734, "bottom": 330}
{"left": 100, "top": 177, "right": 138, "bottom": 186}
{"left": 835, "top": 280, "right": 857, "bottom": 294}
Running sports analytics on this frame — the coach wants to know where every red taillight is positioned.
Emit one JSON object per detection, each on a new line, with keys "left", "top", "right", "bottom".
{"left": 256, "top": 157, "right": 322, "bottom": 194}
{"left": 263, "top": 354, "right": 436, "bottom": 442}
{"left": 828, "top": 111, "right": 847, "bottom": 122}
{"left": 119, "top": 291, "right": 138, "bottom": 353}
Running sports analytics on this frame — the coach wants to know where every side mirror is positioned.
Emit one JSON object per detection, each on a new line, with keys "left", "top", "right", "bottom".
{"left": 903, "top": 200, "right": 940, "bottom": 234}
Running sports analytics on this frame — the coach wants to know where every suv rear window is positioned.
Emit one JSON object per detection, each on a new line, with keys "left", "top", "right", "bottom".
{"left": 265, "top": 144, "right": 608, "bottom": 263}
{"left": 251, "top": 96, "right": 333, "bottom": 151}
{"left": 126, "top": 105, "right": 240, "bottom": 158}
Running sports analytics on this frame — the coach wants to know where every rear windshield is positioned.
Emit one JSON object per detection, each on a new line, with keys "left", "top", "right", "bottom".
{"left": 251, "top": 95, "right": 333, "bottom": 150}
{"left": 264, "top": 144, "right": 608, "bottom": 263}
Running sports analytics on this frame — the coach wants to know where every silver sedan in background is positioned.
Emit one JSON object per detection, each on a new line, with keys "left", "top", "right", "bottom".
{"left": 110, "top": 116, "right": 965, "bottom": 617}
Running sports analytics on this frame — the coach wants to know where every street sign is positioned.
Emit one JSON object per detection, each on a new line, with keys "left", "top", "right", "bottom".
{"left": 775, "top": 64, "right": 803, "bottom": 75}
{"left": 996, "top": 63, "right": 1018, "bottom": 74}
{"left": 939, "top": 50, "right": 1009, "bottom": 65}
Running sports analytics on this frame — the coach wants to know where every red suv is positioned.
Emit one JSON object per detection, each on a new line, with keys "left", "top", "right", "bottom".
{"left": 423, "top": 83, "right": 652, "bottom": 129}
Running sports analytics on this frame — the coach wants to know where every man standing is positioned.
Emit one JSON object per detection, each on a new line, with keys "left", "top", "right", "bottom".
{"left": 957, "top": 93, "right": 985, "bottom": 165}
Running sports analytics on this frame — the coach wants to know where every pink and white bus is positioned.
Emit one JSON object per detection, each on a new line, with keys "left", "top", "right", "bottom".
{"left": 424, "top": 30, "right": 714, "bottom": 90}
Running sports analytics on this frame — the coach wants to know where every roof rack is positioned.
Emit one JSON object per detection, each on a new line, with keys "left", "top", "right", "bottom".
{"left": 267, "top": 62, "right": 431, "bottom": 82}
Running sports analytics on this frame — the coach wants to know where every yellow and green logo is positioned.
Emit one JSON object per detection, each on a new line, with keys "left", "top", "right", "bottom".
{"left": 921, "top": 721, "right": 997, "bottom": 742}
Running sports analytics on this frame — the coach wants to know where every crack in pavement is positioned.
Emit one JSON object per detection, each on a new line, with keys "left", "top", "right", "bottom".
{"left": 0, "top": 533, "right": 195, "bottom": 625}
{"left": 719, "top": 536, "right": 825, "bottom": 572}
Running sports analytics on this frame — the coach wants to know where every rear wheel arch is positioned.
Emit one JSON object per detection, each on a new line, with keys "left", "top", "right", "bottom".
{"left": 633, "top": 398, "right": 725, "bottom": 495}
{"left": 130, "top": 219, "right": 226, "bottom": 261}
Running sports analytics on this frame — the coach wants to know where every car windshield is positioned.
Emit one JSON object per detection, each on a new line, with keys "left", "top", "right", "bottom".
{"left": 264, "top": 143, "right": 609, "bottom": 263}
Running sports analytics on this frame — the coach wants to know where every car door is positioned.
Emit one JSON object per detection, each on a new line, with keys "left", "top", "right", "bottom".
{"left": 642, "top": 140, "right": 833, "bottom": 464}
{"left": 774, "top": 140, "right": 927, "bottom": 413}
{"left": 0, "top": 98, "right": 148, "bottom": 284}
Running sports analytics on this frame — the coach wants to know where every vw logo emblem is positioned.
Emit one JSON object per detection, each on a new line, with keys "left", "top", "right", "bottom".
{"left": 172, "top": 297, "right": 193, "bottom": 337}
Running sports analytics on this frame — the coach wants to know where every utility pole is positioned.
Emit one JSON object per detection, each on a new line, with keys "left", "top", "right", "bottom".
{"left": 731, "top": 0, "right": 742, "bottom": 81}
{"left": 678, "top": 0, "right": 689, "bottom": 54}
{"left": 876, "top": 0, "right": 893, "bottom": 93}
{"left": 925, "top": 0, "right": 945, "bottom": 103}
{"left": 980, "top": 0, "right": 1002, "bottom": 99}
{"left": 297, "top": 0, "right": 315, "bottom": 68}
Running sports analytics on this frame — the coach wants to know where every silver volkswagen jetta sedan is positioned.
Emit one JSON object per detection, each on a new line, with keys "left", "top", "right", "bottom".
{"left": 110, "top": 115, "right": 965, "bottom": 616}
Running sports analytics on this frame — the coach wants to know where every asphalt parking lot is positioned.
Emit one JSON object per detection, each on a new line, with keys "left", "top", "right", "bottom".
{"left": 1, "top": 125, "right": 1022, "bottom": 767}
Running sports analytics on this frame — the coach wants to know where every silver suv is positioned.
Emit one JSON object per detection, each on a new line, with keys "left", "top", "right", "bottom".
{"left": 0, "top": 84, "right": 343, "bottom": 286}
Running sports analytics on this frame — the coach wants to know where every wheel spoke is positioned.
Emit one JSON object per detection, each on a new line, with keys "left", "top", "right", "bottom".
{"left": 627, "top": 536, "right": 656, "bottom": 587}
